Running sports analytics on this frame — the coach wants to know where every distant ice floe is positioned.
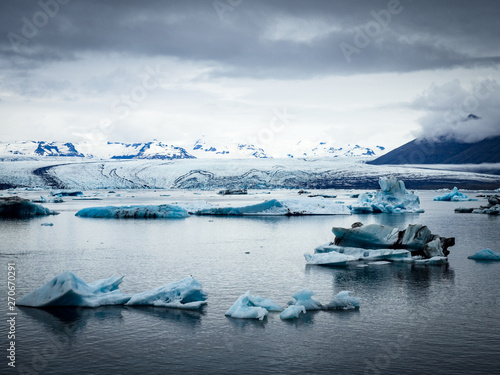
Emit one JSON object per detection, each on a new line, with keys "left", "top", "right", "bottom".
{"left": 18, "top": 272, "right": 207, "bottom": 309}
{"left": 433, "top": 187, "right": 477, "bottom": 201}
{"left": 195, "top": 198, "right": 351, "bottom": 216}
{"left": 0, "top": 196, "right": 58, "bottom": 218}
{"left": 305, "top": 222, "right": 455, "bottom": 266}
{"left": 350, "top": 177, "right": 424, "bottom": 214}
{"left": 225, "top": 291, "right": 283, "bottom": 320}
{"left": 468, "top": 249, "right": 500, "bottom": 261}
{"left": 455, "top": 195, "right": 500, "bottom": 215}
{"left": 75, "top": 204, "right": 189, "bottom": 219}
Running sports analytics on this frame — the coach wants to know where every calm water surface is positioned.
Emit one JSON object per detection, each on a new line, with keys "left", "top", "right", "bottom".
{"left": 1, "top": 190, "right": 499, "bottom": 375}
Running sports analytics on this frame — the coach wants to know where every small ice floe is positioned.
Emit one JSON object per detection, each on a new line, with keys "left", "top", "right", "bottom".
{"left": 225, "top": 291, "right": 283, "bottom": 320}
{"left": 433, "top": 187, "right": 476, "bottom": 201}
{"left": 350, "top": 177, "right": 424, "bottom": 214}
{"left": 75, "top": 204, "right": 189, "bottom": 219}
{"left": 280, "top": 305, "right": 306, "bottom": 320}
{"left": 288, "top": 289, "right": 323, "bottom": 311}
{"left": 325, "top": 291, "right": 360, "bottom": 310}
{"left": 468, "top": 249, "right": 500, "bottom": 261}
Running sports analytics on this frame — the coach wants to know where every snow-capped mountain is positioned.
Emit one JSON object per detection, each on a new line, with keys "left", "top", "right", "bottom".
{"left": 188, "top": 138, "right": 268, "bottom": 159}
{"left": 0, "top": 139, "right": 386, "bottom": 160}
{"left": 285, "top": 141, "right": 385, "bottom": 159}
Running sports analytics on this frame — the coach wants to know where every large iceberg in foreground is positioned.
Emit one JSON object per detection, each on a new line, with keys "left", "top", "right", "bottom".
{"left": 75, "top": 204, "right": 189, "bottom": 219}
{"left": 225, "top": 291, "right": 283, "bottom": 320}
{"left": 468, "top": 249, "right": 500, "bottom": 261}
{"left": 350, "top": 177, "right": 423, "bottom": 214}
{"left": 195, "top": 198, "right": 351, "bottom": 216}
{"left": 0, "top": 196, "right": 58, "bottom": 218}
{"left": 434, "top": 187, "right": 476, "bottom": 201}
{"left": 18, "top": 271, "right": 130, "bottom": 307}
{"left": 18, "top": 272, "right": 207, "bottom": 309}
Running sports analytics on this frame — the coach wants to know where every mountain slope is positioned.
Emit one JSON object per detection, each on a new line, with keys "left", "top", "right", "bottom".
{"left": 368, "top": 136, "right": 500, "bottom": 165}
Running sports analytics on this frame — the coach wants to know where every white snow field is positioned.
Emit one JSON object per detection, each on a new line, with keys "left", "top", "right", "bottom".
{"left": 1, "top": 157, "right": 499, "bottom": 190}
{"left": 18, "top": 272, "right": 207, "bottom": 309}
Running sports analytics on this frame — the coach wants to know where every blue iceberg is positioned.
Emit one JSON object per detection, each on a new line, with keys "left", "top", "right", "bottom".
{"left": 75, "top": 204, "right": 189, "bottom": 219}
{"left": 468, "top": 249, "right": 500, "bottom": 261}
{"left": 280, "top": 305, "right": 306, "bottom": 320}
{"left": 225, "top": 291, "right": 283, "bottom": 320}
{"left": 0, "top": 196, "right": 58, "bottom": 218}
{"left": 289, "top": 289, "right": 323, "bottom": 310}
{"left": 325, "top": 291, "right": 360, "bottom": 310}
{"left": 434, "top": 187, "right": 476, "bottom": 201}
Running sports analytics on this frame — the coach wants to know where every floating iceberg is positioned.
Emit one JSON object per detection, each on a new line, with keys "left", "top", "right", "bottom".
{"left": 125, "top": 277, "right": 207, "bottom": 309}
{"left": 0, "top": 196, "right": 58, "bottom": 218}
{"left": 468, "top": 249, "right": 500, "bottom": 261}
{"left": 289, "top": 289, "right": 323, "bottom": 310}
{"left": 332, "top": 223, "right": 455, "bottom": 258}
{"left": 18, "top": 271, "right": 130, "bottom": 307}
{"left": 18, "top": 272, "right": 207, "bottom": 309}
{"left": 280, "top": 305, "right": 306, "bottom": 320}
{"left": 304, "top": 252, "right": 356, "bottom": 266}
{"left": 315, "top": 244, "right": 411, "bottom": 261}
{"left": 350, "top": 177, "right": 423, "bottom": 214}
{"left": 325, "top": 291, "right": 360, "bottom": 310}
{"left": 225, "top": 291, "right": 283, "bottom": 320}
{"left": 433, "top": 187, "right": 476, "bottom": 201}
{"left": 195, "top": 198, "right": 351, "bottom": 216}
{"left": 75, "top": 204, "right": 189, "bottom": 219}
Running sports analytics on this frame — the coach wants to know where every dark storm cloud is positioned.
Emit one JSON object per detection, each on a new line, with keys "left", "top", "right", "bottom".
{"left": 1, "top": 0, "right": 500, "bottom": 78}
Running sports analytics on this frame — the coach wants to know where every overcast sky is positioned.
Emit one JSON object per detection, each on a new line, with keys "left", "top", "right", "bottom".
{"left": 1, "top": 0, "right": 499, "bottom": 152}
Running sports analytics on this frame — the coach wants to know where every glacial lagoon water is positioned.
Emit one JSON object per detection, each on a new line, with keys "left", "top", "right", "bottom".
{"left": 1, "top": 190, "right": 499, "bottom": 375}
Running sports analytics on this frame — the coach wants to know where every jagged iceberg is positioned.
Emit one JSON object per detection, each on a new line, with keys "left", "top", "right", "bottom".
{"left": 195, "top": 198, "right": 351, "bottom": 216}
{"left": 18, "top": 272, "right": 207, "bottom": 309}
{"left": 350, "top": 177, "right": 424, "bottom": 213}
{"left": 0, "top": 196, "right": 58, "bottom": 218}
{"left": 325, "top": 291, "right": 360, "bottom": 310}
{"left": 280, "top": 305, "right": 306, "bottom": 320}
{"left": 468, "top": 249, "right": 500, "bottom": 261}
{"left": 18, "top": 271, "right": 130, "bottom": 307}
{"left": 433, "top": 187, "right": 476, "bottom": 201}
{"left": 288, "top": 289, "right": 323, "bottom": 310}
{"left": 225, "top": 291, "right": 283, "bottom": 320}
{"left": 126, "top": 277, "right": 207, "bottom": 309}
{"left": 75, "top": 204, "right": 189, "bottom": 219}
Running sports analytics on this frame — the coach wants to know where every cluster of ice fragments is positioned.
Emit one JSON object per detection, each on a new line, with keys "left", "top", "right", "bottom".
{"left": 305, "top": 222, "right": 454, "bottom": 266}
{"left": 225, "top": 289, "right": 360, "bottom": 320}
{"left": 18, "top": 272, "right": 207, "bottom": 309}
{"left": 433, "top": 187, "right": 476, "bottom": 202}
{"left": 350, "top": 177, "right": 424, "bottom": 214}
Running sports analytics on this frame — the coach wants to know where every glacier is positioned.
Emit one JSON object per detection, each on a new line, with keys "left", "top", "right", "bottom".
{"left": 350, "top": 177, "right": 424, "bottom": 214}
{"left": 325, "top": 291, "right": 360, "bottom": 310}
{"left": 225, "top": 291, "right": 283, "bottom": 320}
{"left": 18, "top": 272, "right": 207, "bottom": 309}
{"left": 125, "top": 277, "right": 207, "bottom": 309}
{"left": 468, "top": 249, "right": 500, "bottom": 261}
{"left": 433, "top": 187, "right": 476, "bottom": 201}
{"left": 195, "top": 198, "right": 351, "bottom": 216}
{"left": 75, "top": 204, "right": 189, "bottom": 219}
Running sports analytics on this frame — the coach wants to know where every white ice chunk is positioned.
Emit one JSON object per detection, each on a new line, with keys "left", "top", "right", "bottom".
{"left": 325, "top": 291, "right": 360, "bottom": 310}
{"left": 125, "top": 277, "right": 207, "bottom": 309}
{"left": 315, "top": 244, "right": 411, "bottom": 261}
{"left": 280, "top": 305, "right": 306, "bottom": 319}
{"left": 414, "top": 256, "right": 448, "bottom": 265}
{"left": 304, "top": 252, "right": 357, "bottom": 266}
{"left": 75, "top": 204, "right": 189, "bottom": 218}
{"left": 468, "top": 249, "right": 500, "bottom": 261}
{"left": 225, "top": 291, "right": 283, "bottom": 320}
{"left": 18, "top": 271, "right": 130, "bottom": 307}
{"left": 368, "top": 261, "right": 391, "bottom": 266}
{"left": 289, "top": 289, "right": 323, "bottom": 310}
